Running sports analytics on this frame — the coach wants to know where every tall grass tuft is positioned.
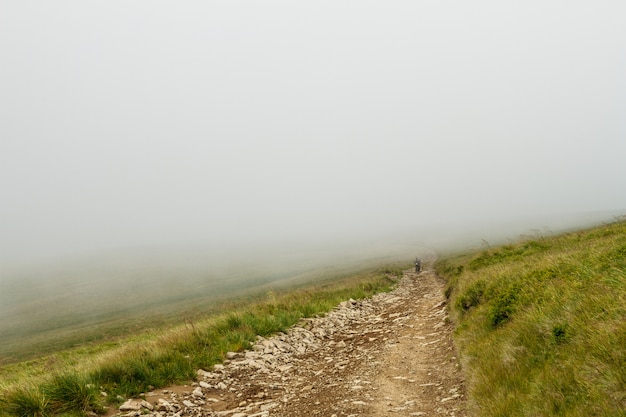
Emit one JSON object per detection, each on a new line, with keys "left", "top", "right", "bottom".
{"left": 1, "top": 386, "right": 49, "bottom": 417}
{"left": 42, "top": 373, "right": 103, "bottom": 414}
{"left": 437, "top": 219, "right": 626, "bottom": 416}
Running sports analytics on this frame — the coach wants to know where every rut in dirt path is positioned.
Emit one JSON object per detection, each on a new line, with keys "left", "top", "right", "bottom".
{"left": 114, "top": 266, "right": 467, "bottom": 417}
{"left": 367, "top": 269, "right": 467, "bottom": 417}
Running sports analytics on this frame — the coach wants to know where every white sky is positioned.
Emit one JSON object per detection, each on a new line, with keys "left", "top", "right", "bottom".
{"left": 1, "top": 1, "right": 625, "bottom": 264}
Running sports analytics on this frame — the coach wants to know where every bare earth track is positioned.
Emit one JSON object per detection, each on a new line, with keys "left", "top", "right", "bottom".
{"left": 114, "top": 265, "right": 467, "bottom": 417}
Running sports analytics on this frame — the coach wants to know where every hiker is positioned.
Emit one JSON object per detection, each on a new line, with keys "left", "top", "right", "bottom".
{"left": 415, "top": 258, "right": 421, "bottom": 273}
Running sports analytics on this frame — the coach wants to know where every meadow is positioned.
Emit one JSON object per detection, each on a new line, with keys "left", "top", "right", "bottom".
{"left": 436, "top": 219, "right": 625, "bottom": 416}
{"left": 2, "top": 219, "right": 624, "bottom": 417}
{"left": 0, "top": 246, "right": 409, "bottom": 417}
{"left": 0, "top": 241, "right": 418, "bottom": 364}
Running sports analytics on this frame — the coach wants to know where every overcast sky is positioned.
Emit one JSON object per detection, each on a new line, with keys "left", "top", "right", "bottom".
{"left": 1, "top": 1, "right": 625, "bottom": 265}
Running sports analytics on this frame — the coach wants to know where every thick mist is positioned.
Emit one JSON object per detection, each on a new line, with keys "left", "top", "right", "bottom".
{"left": 1, "top": 1, "right": 625, "bottom": 269}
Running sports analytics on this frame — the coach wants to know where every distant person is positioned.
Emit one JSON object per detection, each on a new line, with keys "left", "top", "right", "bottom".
{"left": 415, "top": 258, "right": 421, "bottom": 273}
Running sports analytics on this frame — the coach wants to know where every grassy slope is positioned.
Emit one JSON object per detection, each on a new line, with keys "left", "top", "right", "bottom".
{"left": 436, "top": 220, "right": 626, "bottom": 416}
{"left": 1, "top": 249, "right": 413, "bottom": 364}
{"left": 0, "top": 263, "right": 407, "bottom": 417}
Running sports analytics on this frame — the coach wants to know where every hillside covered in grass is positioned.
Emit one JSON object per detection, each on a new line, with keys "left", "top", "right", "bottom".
{"left": 436, "top": 219, "right": 625, "bottom": 416}
{"left": 0, "top": 264, "right": 406, "bottom": 417}
{"left": 0, "top": 243, "right": 417, "bottom": 364}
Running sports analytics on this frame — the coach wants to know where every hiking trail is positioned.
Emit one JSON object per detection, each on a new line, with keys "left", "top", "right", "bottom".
{"left": 113, "top": 261, "right": 467, "bottom": 417}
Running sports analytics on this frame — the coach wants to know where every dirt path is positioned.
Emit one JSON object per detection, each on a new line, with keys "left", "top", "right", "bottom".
{"left": 115, "top": 264, "right": 467, "bottom": 417}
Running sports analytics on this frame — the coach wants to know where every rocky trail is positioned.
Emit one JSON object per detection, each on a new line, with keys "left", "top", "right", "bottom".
{"left": 114, "top": 265, "right": 467, "bottom": 417}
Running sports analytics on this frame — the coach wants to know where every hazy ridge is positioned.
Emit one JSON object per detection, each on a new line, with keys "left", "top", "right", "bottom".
{"left": 0, "top": 239, "right": 421, "bottom": 363}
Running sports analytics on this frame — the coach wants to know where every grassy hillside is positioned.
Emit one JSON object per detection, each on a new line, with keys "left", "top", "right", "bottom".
{"left": 0, "top": 263, "right": 407, "bottom": 417}
{"left": 436, "top": 219, "right": 625, "bottom": 416}
{"left": 0, "top": 244, "right": 416, "bottom": 364}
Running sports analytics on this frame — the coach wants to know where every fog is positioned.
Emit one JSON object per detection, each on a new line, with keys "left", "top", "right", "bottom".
{"left": 1, "top": 1, "right": 625, "bottom": 269}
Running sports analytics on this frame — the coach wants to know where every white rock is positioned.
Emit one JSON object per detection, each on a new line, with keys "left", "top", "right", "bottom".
{"left": 192, "top": 387, "right": 204, "bottom": 398}
{"left": 260, "top": 402, "right": 278, "bottom": 411}
{"left": 119, "top": 400, "right": 141, "bottom": 412}
{"left": 182, "top": 400, "right": 196, "bottom": 407}
{"left": 156, "top": 401, "right": 170, "bottom": 412}
{"left": 248, "top": 412, "right": 270, "bottom": 417}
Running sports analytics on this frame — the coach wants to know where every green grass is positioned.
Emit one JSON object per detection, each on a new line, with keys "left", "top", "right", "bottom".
{"left": 0, "top": 264, "right": 405, "bottom": 417}
{"left": 1, "top": 385, "right": 49, "bottom": 417}
{"left": 436, "top": 220, "right": 626, "bottom": 416}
